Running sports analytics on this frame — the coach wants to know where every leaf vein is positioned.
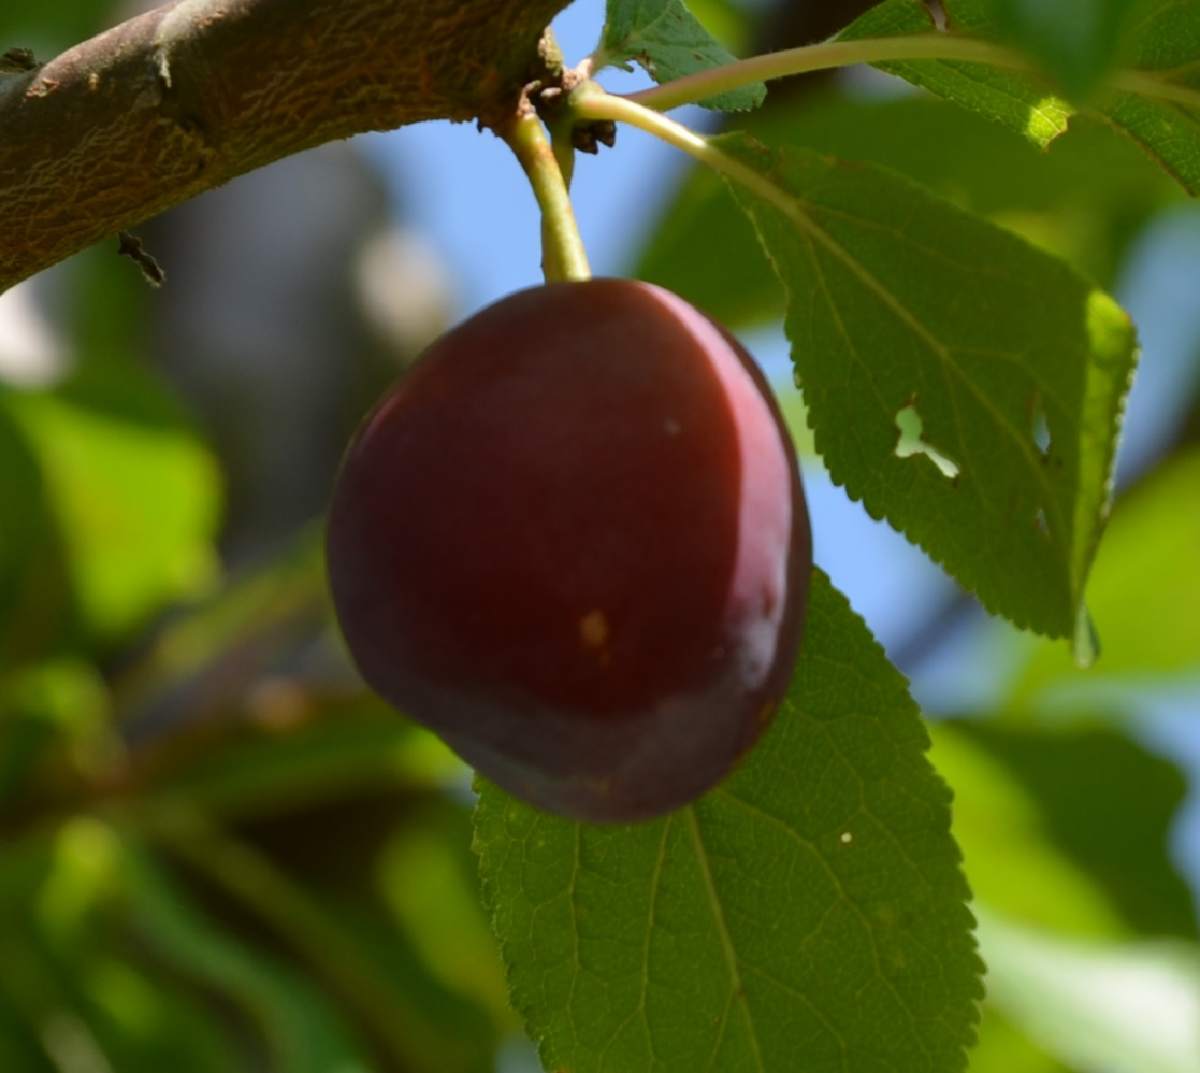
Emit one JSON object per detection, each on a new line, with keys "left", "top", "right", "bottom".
{"left": 685, "top": 806, "right": 767, "bottom": 1073}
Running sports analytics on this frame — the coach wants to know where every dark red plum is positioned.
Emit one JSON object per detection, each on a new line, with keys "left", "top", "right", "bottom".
{"left": 326, "top": 279, "right": 811, "bottom": 821}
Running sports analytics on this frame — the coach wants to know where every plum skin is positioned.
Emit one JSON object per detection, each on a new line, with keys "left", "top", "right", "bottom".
{"left": 326, "top": 279, "right": 811, "bottom": 822}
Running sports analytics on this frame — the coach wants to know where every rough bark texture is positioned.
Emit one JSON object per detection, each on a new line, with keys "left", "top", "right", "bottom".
{"left": 0, "top": 0, "right": 570, "bottom": 293}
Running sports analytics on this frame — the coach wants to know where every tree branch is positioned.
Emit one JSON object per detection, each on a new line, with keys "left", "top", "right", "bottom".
{"left": 0, "top": 0, "right": 569, "bottom": 293}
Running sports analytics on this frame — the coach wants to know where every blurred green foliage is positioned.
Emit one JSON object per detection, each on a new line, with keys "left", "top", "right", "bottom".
{"left": 0, "top": 0, "right": 113, "bottom": 54}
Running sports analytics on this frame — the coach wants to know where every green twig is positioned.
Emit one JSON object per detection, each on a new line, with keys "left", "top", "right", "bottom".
{"left": 624, "top": 33, "right": 1033, "bottom": 112}
{"left": 620, "top": 31, "right": 1200, "bottom": 115}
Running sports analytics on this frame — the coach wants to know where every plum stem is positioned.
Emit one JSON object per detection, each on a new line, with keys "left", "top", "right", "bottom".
{"left": 502, "top": 108, "right": 591, "bottom": 284}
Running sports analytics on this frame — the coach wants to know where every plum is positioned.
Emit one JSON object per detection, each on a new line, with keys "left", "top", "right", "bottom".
{"left": 326, "top": 279, "right": 810, "bottom": 821}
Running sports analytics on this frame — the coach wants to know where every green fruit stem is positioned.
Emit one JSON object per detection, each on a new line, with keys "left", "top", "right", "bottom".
{"left": 503, "top": 108, "right": 591, "bottom": 284}
{"left": 620, "top": 32, "right": 1200, "bottom": 113}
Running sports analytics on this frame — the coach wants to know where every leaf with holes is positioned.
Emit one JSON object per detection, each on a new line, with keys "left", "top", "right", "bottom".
{"left": 474, "top": 570, "right": 982, "bottom": 1073}
{"left": 839, "top": 0, "right": 1200, "bottom": 195}
{"left": 596, "top": 0, "right": 766, "bottom": 111}
{"left": 718, "top": 132, "right": 1136, "bottom": 639}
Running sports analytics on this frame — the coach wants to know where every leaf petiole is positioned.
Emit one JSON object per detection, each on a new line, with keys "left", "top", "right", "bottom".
{"left": 571, "top": 86, "right": 791, "bottom": 219}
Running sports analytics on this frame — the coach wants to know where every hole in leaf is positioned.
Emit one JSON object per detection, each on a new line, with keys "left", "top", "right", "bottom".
{"left": 894, "top": 404, "right": 960, "bottom": 480}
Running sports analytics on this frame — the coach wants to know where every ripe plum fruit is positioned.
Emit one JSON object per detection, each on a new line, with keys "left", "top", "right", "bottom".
{"left": 326, "top": 279, "right": 811, "bottom": 821}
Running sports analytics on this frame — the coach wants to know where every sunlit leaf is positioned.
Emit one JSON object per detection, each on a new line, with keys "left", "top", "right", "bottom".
{"left": 679, "top": 0, "right": 754, "bottom": 54}
{"left": 839, "top": 0, "right": 1200, "bottom": 195}
{"left": 838, "top": 0, "right": 1074, "bottom": 148}
{"left": 977, "top": 909, "right": 1200, "bottom": 1073}
{"left": 1010, "top": 449, "right": 1200, "bottom": 702}
{"left": 967, "top": 1005, "right": 1069, "bottom": 1073}
{"left": 931, "top": 720, "right": 1195, "bottom": 939}
{"left": 5, "top": 388, "right": 220, "bottom": 644}
{"left": 929, "top": 724, "right": 1127, "bottom": 938}
{"left": 954, "top": 720, "right": 1196, "bottom": 938}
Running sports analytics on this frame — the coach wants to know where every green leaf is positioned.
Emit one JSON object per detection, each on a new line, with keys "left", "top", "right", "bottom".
{"left": 839, "top": 0, "right": 1075, "bottom": 149}
{"left": 839, "top": 0, "right": 1200, "bottom": 195}
{"left": 117, "top": 841, "right": 375, "bottom": 1073}
{"left": 928, "top": 724, "right": 1128, "bottom": 939}
{"left": 976, "top": 909, "right": 1200, "bottom": 1073}
{"left": 0, "top": 660, "right": 109, "bottom": 806}
{"left": 377, "top": 811, "right": 516, "bottom": 1032}
{"left": 0, "top": 823, "right": 251, "bottom": 1073}
{"left": 988, "top": 0, "right": 1143, "bottom": 95}
{"left": 0, "top": 998, "right": 54, "bottom": 1073}
{"left": 145, "top": 808, "right": 501, "bottom": 1073}
{"left": 475, "top": 569, "right": 982, "bottom": 1073}
{"left": 677, "top": 0, "right": 755, "bottom": 54}
{"left": 597, "top": 0, "right": 766, "bottom": 111}
{"left": 143, "top": 704, "right": 464, "bottom": 820}
{"left": 0, "top": 0, "right": 113, "bottom": 54}
{"left": 634, "top": 94, "right": 1175, "bottom": 329}
{"left": 719, "top": 132, "right": 1137, "bottom": 638}
{"left": 1010, "top": 449, "right": 1200, "bottom": 701}
{"left": 951, "top": 720, "right": 1196, "bottom": 939}
{"left": 929, "top": 717, "right": 1195, "bottom": 1068}
{"left": 0, "top": 395, "right": 73, "bottom": 669}
{"left": 968, "top": 1005, "right": 1070, "bottom": 1073}
{"left": 5, "top": 386, "right": 220, "bottom": 645}
{"left": 1097, "top": 0, "right": 1200, "bottom": 193}
{"left": 931, "top": 720, "right": 1195, "bottom": 940}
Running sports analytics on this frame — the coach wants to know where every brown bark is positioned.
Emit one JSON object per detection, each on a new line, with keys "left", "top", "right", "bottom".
{"left": 0, "top": 0, "right": 569, "bottom": 293}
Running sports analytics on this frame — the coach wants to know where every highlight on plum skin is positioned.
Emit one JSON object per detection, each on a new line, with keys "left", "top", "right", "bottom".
{"left": 325, "top": 278, "right": 812, "bottom": 822}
